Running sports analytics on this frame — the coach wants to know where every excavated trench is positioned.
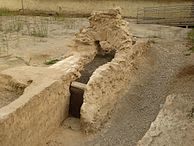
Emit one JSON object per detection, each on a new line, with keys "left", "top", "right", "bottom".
{"left": 0, "top": 75, "right": 26, "bottom": 108}
{"left": 69, "top": 51, "right": 115, "bottom": 118}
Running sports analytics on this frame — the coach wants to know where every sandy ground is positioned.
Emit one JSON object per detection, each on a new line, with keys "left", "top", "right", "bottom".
{"left": 0, "top": 16, "right": 193, "bottom": 146}
{"left": 0, "top": 16, "right": 88, "bottom": 71}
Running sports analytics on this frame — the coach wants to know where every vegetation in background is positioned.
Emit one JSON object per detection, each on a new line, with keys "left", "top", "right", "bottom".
{"left": 0, "top": 16, "right": 50, "bottom": 56}
{"left": 188, "top": 29, "right": 194, "bottom": 43}
{"left": 0, "top": 33, "right": 10, "bottom": 56}
{"left": 29, "top": 23, "right": 48, "bottom": 37}
{"left": 1, "top": 16, "right": 49, "bottom": 37}
{"left": 0, "top": 21, "right": 3, "bottom": 31}
{"left": 0, "top": 8, "right": 16, "bottom": 16}
{"left": 4, "top": 18, "right": 24, "bottom": 33}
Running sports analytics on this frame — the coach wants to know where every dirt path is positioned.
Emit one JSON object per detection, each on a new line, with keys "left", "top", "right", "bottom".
{"left": 137, "top": 67, "right": 194, "bottom": 146}
{"left": 43, "top": 23, "right": 193, "bottom": 146}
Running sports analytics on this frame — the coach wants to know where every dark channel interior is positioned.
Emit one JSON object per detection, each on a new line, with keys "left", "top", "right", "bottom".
{"left": 69, "top": 41, "right": 115, "bottom": 118}
{"left": 76, "top": 41, "right": 115, "bottom": 84}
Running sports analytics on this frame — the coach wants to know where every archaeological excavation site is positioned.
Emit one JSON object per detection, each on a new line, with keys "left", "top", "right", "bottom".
{"left": 0, "top": 1, "right": 194, "bottom": 146}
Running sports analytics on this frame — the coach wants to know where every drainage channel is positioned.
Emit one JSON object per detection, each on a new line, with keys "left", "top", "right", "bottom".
{"left": 76, "top": 53, "right": 115, "bottom": 84}
{"left": 69, "top": 81, "right": 86, "bottom": 118}
{"left": 69, "top": 53, "right": 115, "bottom": 118}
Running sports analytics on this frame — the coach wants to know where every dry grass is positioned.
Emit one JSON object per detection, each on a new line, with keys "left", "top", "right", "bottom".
{"left": 188, "top": 29, "right": 194, "bottom": 53}
{"left": 0, "top": 8, "right": 14, "bottom": 16}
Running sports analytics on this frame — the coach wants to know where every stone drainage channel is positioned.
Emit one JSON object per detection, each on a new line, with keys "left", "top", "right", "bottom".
{"left": 69, "top": 53, "right": 115, "bottom": 118}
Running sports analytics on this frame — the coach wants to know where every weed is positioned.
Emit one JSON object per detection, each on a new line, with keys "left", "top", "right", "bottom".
{"left": 188, "top": 29, "right": 194, "bottom": 43}
{"left": 44, "top": 58, "right": 60, "bottom": 65}
{"left": 188, "top": 29, "right": 194, "bottom": 53}
{"left": 29, "top": 21, "right": 48, "bottom": 37}
{"left": 185, "top": 29, "right": 194, "bottom": 56}
{"left": 13, "top": 20, "right": 24, "bottom": 32}
{"left": 63, "top": 18, "right": 77, "bottom": 30}
{"left": 0, "top": 33, "right": 10, "bottom": 55}
{"left": 16, "top": 56, "right": 31, "bottom": 66}
{"left": 0, "top": 21, "right": 3, "bottom": 31}
{"left": 188, "top": 47, "right": 194, "bottom": 53}
{"left": 5, "top": 20, "right": 23, "bottom": 33}
{"left": 0, "top": 8, "right": 14, "bottom": 16}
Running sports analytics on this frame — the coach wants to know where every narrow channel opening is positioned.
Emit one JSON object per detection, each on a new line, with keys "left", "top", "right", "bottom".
{"left": 76, "top": 41, "right": 115, "bottom": 84}
{"left": 69, "top": 82, "right": 86, "bottom": 118}
{"left": 69, "top": 41, "right": 115, "bottom": 118}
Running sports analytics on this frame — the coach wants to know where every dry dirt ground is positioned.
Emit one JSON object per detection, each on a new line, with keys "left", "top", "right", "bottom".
{"left": 0, "top": 16, "right": 193, "bottom": 146}
{"left": 0, "top": 16, "right": 88, "bottom": 71}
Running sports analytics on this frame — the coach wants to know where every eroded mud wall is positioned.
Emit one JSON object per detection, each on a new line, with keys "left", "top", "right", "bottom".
{"left": 0, "top": 53, "right": 97, "bottom": 146}
{"left": 81, "top": 40, "right": 149, "bottom": 132}
{"left": 75, "top": 9, "right": 149, "bottom": 132}
{"left": 0, "top": 68, "right": 71, "bottom": 146}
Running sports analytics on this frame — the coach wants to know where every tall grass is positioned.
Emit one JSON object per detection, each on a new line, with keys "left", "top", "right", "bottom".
{"left": 4, "top": 18, "right": 24, "bottom": 33}
{"left": 0, "top": 33, "right": 10, "bottom": 55}
{"left": 0, "top": 16, "right": 49, "bottom": 37}
{"left": 29, "top": 21, "right": 48, "bottom": 37}
{"left": 0, "top": 16, "right": 49, "bottom": 55}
